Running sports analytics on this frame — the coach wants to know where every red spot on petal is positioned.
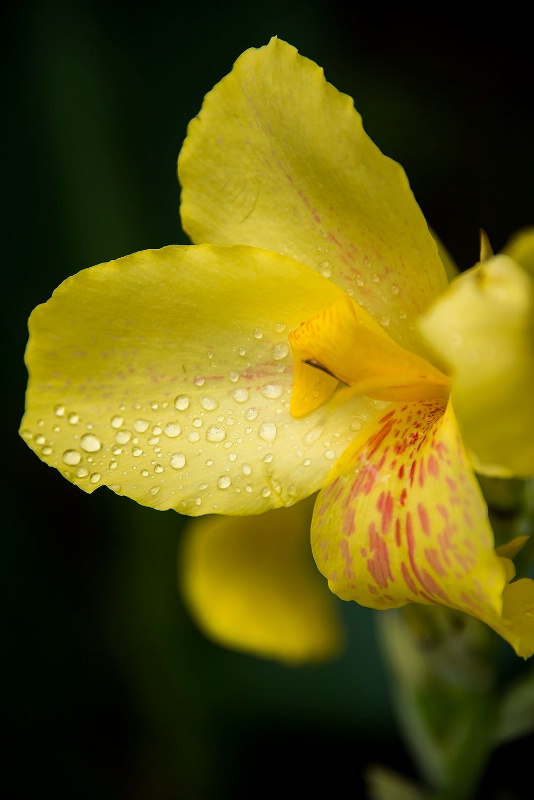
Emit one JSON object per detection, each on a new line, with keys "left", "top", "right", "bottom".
{"left": 428, "top": 454, "right": 439, "bottom": 478}
{"left": 417, "top": 503, "right": 431, "bottom": 536}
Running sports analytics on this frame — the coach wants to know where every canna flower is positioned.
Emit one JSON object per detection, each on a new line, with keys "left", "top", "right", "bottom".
{"left": 20, "top": 39, "right": 534, "bottom": 658}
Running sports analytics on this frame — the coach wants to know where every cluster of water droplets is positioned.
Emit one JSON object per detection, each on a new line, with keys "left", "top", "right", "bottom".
{"left": 22, "top": 316, "right": 381, "bottom": 513}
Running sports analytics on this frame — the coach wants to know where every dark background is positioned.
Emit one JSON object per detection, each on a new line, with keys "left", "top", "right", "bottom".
{"left": 4, "top": 1, "right": 533, "bottom": 798}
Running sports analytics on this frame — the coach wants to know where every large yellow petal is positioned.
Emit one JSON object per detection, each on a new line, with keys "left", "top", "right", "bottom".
{"left": 311, "top": 401, "right": 513, "bottom": 638}
{"left": 179, "top": 497, "right": 344, "bottom": 664}
{"left": 420, "top": 255, "right": 534, "bottom": 476}
{"left": 20, "top": 244, "right": 384, "bottom": 514}
{"left": 179, "top": 38, "right": 447, "bottom": 353}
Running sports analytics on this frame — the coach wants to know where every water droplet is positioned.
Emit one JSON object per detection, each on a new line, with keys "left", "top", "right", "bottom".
{"left": 194, "top": 375, "right": 205, "bottom": 387}
{"left": 110, "top": 415, "right": 123, "bottom": 429}
{"left": 259, "top": 422, "right": 277, "bottom": 442}
{"left": 303, "top": 426, "right": 323, "bottom": 445}
{"left": 154, "top": 464, "right": 164, "bottom": 474}
{"left": 200, "top": 396, "right": 218, "bottom": 411}
{"left": 80, "top": 433, "right": 101, "bottom": 453}
{"left": 63, "top": 449, "right": 81, "bottom": 466}
{"left": 109, "top": 484, "right": 121, "bottom": 493}
{"left": 206, "top": 424, "right": 226, "bottom": 443}
{"left": 244, "top": 427, "right": 253, "bottom": 435}
{"left": 198, "top": 483, "right": 208, "bottom": 491}
{"left": 372, "top": 273, "right": 381, "bottom": 283}
{"left": 170, "top": 453, "right": 186, "bottom": 469}
{"left": 110, "top": 460, "right": 118, "bottom": 470}
{"left": 231, "top": 388, "right": 249, "bottom": 403}
{"left": 319, "top": 260, "right": 332, "bottom": 277}
{"left": 67, "top": 413, "right": 79, "bottom": 425}
{"left": 132, "top": 446, "right": 143, "bottom": 457}
{"left": 149, "top": 485, "right": 160, "bottom": 496}
{"left": 324, "top": 449, "right": 336, "bottom": 460}
{"left": 164, "top": 422, "right": 181, "bottom": 437}
{"left": 115, "top": 430, "right": 131, "bottom": 445}
{"left": 188, "top": 431, "right": 200, "bottom": 443}
{"left": 261, "top": 383, "right": 283, "bottom": 399}
{"left": 228, "top": 453, "right": 237, "bottom": 462}
{"left": 263, "top": 453, "right": 273, "bottom": 463}
{"left": 54, "top": 404, "right": 65, "bottom": 417}
{"left": 303, "top": 458, "right": 312, "bottom": 467}
{"left": 228, "top": 371, "right": 239, "bottom": 382}
{"left": 261, "top": 487, "right": 272, "bottom": 498}
{"left": 34, "top": 434, "right": 45, "bottom": 445}
{"left": 217, "top": 475, "right": 231, "bottom": 489}
{"left": 133, "top": 419, "right": 150, "bottom": 433}
{"left": 90, "top": 472, "right": 101, "bottom": 484}
{"left": 75, "top": 466, "right": 89, "bottom": 478}
{"left": 271, "top": 343, "right": 289, "bottom": 360}
{"left": 150, "top": 401, "right": 159, "bottom": 410}
{"left": 41, "top": 445, "right": 53, "bottom": 456}
{"left": 174, "top": 394, "right": 189, "bottom": 411}
{"left": 20, "top": 429, "right": 32, "bottom": 440}
{"left": 148, "top": 436, "right": 160, "bottom": 445}
{"left": 380, "top": 316, "right": 390, "bottom": 327}
{"left": 238, "top": 347, "right": 246, "bottom": 356}
{"left": 253, "top": 327, "right": 263, "bottom": 339}
{"left": 287, "top": 485, "right": 297, "bottom": 497}
{"left": 274, "top": 322, "right": 286, "bottom": 333}
{"left": 141, "top": 469, "right": 149, "bottom": 477}
{"left": 205, "top": 459, "right": 214, "bottom": 467}
{"left": 244, "top": 407, "right": 258, "bottom": 421}
{"left": 152, "top": 425, "right": 162, "bottom": 436}
{"left": 391, "top": 284, "right": 400, "bottom": 295}
{"left": 242, "top": 464, "right": 252, "bottom": 476}
{"left": 192, "top": 418, "right": 203, "bottom": 428}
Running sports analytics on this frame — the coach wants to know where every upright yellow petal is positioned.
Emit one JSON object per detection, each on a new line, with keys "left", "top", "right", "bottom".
{"left": 502, "top": 226, "right": 534, "bottom": 277}
{"left": 420, "top": 255, "right": 534, "bottom": 476}
{"left": 179, "top": 38, "right": 447, "bottom": 353}
{"left": 311, "top": 401, "right": 508, "bottom": 627}
{"left": 180, "top": 498, "right": 344, "bottom": 664}
{"left": 20, "top": 244, "right": 383, "bottom": 514}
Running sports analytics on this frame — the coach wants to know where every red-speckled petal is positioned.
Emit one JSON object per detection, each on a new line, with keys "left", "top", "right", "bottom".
{"left": 312, "top": 401, "right": 508, "bottom": 621}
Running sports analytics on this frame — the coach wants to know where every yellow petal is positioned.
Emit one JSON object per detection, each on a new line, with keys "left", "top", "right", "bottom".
{"left": 502, "top": 226, "right": 534, "bottom": 277}
{"left": 20, "top": 244, "right": 382, "bottom": 514}
{"left": 497, "top": 579, "right": 534, "bottom": 659}
{"left": 288, "top": 294, "right": 450, "bottom": 417}
{"left": 311, "top": 401, "right": 509, "bottom": 627}
{"left": 179, "top": 497, "right": 345, "bottom": 663}
{"left": 420, "top": 255, "right": 534, "bottom": 476}
{"left": 179, "top": 38, "right": 447, "bottom": 353}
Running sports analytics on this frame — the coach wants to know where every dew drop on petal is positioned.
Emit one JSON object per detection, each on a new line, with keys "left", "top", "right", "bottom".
{"left": 206, "top": 424, "right": 226, "bottom": 443}
{"left": 54, "top": 404, "right": 65, "bottom": 417}
{"left": 170, "top": 453, "right": 186, "bottom": 469}
{"left": 164, "top": 422, "right": 181, "bottom": 438}
{"left": 62, "top": 449, "right": 81, "bottom": 466}
{"left": 132, "top": 446, "right": 143, "bottom": 457}
{"left": 319, "top": 261, "right": 332, "bottom": 278}
{"left": 133, "top": 419, "right": 150, "bottom": 433}
{"left": 149, "top": 485, "right": 160, "bottom": 496}
{"left": 80, "top": 433, "right": 101, "bottom": 453}
{"left": 253, "top": 327, "right": 263, "bottom": 339}
{"left": 90, "top": 472, "right": 101, "bottom": 484}
{"left": 200, "top": 396, "right": 218, "bottom": 411}
{"left": 76, "top": 466, "right": 89, "bottom": 478}
{"left": 68, "top": 413, "right": 79, "bottom": 425}
{"left": 261, "top": 487, "right": 272, "bottom": 498}
{"left": 271, "top": 343, "right": 289, "bottom": 360}
{"left": 242, "top": 464, "right": 252, "bottom": 476}
{"left": 244, "top": 407, "right": 258, "bottom": 421}
{"left": 261, "top": 383, "right": 283, "bottom": 399}
{"left": 188, "top": 431, "right": 200, "bottom": 443}
{"left": 217, "top": 475, "right": 231, "bottom": 489}
{"left": 115, "top": 430, "right": 131, "bottom": 445}
{"left": 259, "top": 422, "right": 277, "bottom": 442}
{"left": 231, "top": 388, "right": 249, "bottom": 403}
{"left": 110, "top": 416, "right": 123, "bottom": 429}
{"left": 174, "top": 395, "right": 190, "bottom": 411}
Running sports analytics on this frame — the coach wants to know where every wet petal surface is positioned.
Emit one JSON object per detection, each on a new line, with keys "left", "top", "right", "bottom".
{"left": 21, "top": 244, "right": 383, "bottom": 514}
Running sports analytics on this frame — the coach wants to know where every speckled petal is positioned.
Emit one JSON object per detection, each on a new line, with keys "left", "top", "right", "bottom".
{"left": 420, "top": 255, "right": 534, "bottom": 476}
{"left": 179, "top": 37, "right": 447, "bottom": 353}
{"left": 179, "top": 497, "right": 345, "bottom": 663}
{"left": 311, "top": 401, "right": 509, "bottom": 627}
{"left": 20, "top": 244, "right": 383, "bottom": 514}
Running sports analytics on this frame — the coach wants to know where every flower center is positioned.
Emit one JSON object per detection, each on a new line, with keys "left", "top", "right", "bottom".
{"left": 288, "top": 294, "right": 450, "bottom": 418}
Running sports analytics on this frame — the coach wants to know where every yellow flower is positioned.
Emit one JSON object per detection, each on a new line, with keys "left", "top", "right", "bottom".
{"left": 20, "top": 39, "right": 534, "bottom": 659}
